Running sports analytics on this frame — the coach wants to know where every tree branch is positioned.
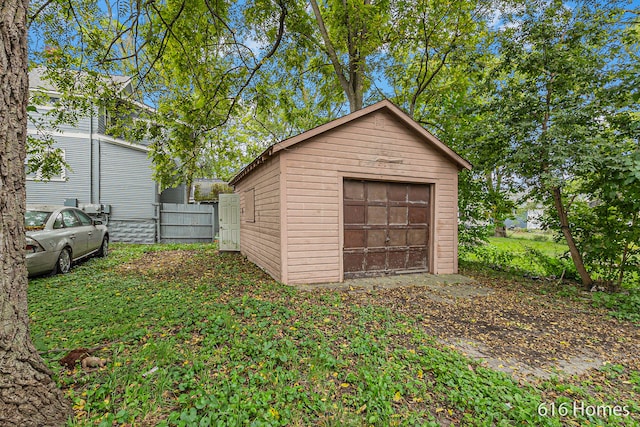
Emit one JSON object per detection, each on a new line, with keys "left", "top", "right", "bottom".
{"left": 309, "top": 0, "right": 353, "bottom": 107}
{"left": 28, "top": 0, "right": 55, "bottom": 24}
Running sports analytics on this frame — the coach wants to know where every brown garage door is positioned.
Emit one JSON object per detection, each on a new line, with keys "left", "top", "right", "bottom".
{"left": 343, "top": 179, "right": 430, "bottom": 279}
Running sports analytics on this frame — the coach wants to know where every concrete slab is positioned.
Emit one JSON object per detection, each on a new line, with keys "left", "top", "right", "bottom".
{"left": 293, "top": 272, "right": 491, "bottom": 299}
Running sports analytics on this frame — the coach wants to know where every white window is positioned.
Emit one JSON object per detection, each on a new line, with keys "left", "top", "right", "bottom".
{"left": 25, "top": 149, "right": 66, "bottom": 181}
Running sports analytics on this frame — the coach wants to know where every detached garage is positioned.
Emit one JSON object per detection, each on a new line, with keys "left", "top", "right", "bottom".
{"left": 229, "top": 100, "right": 472, "bottom": 285}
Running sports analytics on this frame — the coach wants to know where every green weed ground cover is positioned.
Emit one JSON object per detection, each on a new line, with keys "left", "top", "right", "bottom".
{"left": 461, "top": 235, "right": 570, "bottom": 278}
{"left": 28, "top": 244, "right": 639, "bottom": 426}
{"left": 460, "top": 235, "right": 640, "bottom": 322}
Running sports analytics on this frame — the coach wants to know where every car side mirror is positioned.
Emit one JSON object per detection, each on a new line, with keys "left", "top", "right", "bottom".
{"left": 92, "top": 219, "right": 103, "bottom": 225}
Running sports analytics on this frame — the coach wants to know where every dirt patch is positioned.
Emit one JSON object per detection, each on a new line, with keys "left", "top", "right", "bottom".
{"left": 443, "top": 337, "right": 603, "bottom": 380}
{"left": 311, "top": 272, "right": 639, "bottom": 384}
{"left": 116, "top": 249, "right": 214, "bottom": 281}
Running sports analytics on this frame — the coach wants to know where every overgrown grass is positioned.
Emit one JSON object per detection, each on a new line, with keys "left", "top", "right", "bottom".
{"left": 460, "top": 235, "right": 573, "bottom": 279}
{"left": 460, "top": 236, "right": 640, "bottom": 322}
{"left": 28, "top": 243, "right": 638, "bottom": 426}
{"left": 591, "top": 290, "right": 640, "bottom": 323}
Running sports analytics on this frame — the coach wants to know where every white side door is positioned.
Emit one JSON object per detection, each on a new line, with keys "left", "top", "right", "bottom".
{"left": 219, "top": 193, "right": 240, "bottom": 251}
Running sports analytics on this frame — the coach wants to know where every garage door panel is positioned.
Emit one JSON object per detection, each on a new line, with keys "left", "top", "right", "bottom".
{"left": 409, "top": 185, "right": 430, "bottom": 203}
{"left": 390, "top": 206, "right": 408, "bottom": 225}
{"left": 344, "top": 180, "right": 365, "bottom": 200}
{"left": 409, "top": 207, "right": 428, "bottom": 224}
{"left": 368, "top": 181, "right": 388, "bottom": 201}
{"left": 388, "top": 183, "right": 407, "bottom": 201}
{"left": 344, "top": 253, "right": 365, "bottom": 272}
{"left": 408, "top": 248, "right": 428, "bottom": 269}
{"left": 365, "top": 251, "right": 386, "bottom": 271}
{"left": 367, "top": 206, "right": 387, "bottom": 225}
{"left": 344, "top": 204, "right": 365, "bottom": 224}
{"left": 407, "top": 227, "right": 428, "bottom": 246}
{"left": 367, "top": 229, "right": 386, "bottom": 247}
{"left": 344, "top": 229, "right": 365, "bottom": 248}
{"left": 388, "top": 229, "right": 406, "bottom": 246}
{"left": 343, "top": 179, "right": 430, "bottom": 279}
{"left": 388, "top": 250, "right": 407, "bottom": 270}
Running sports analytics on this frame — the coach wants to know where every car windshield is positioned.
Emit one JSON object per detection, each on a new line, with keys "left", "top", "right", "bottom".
{"left": 25, "top": 210, "right": 52, "bottom": 230}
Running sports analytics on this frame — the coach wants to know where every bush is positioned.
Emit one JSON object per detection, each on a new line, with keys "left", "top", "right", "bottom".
{"left": 564, "top": 198, "right": 640, "bottom": 289}
{"left": 524, "top": 248, "right": 578, "bottom": 281}
{"left": 193, "top": 182, "right": 233, "bottom": 202}
{"left": 471, "top": 245, "right": 515, "bottom": 270}
{"left": 592, "top": 289, "right": 640, "bottom": 322}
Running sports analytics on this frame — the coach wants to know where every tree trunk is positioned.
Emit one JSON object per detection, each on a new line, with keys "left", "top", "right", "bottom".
{"left": 551, "top": 186, "right": 593, "bottom": 288}
{"left": 0, "top": 1, "right": 73, "bottom": 425}
{"left": 309, "top": 0, "right": 365, "bottom": 113}
{"left": 494, "top": 224, "right": 507, "bottom": 238}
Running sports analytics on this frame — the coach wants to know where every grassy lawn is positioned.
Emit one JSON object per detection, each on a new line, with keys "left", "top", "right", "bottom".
{"left": 461, "top": 234, "right": 640, "bottom": 322}
{"left": 461, "top": 233, "right": 571, "bottom": 278}
{"left": 489, "top": 235, "right": 568, "bottom": 257}
{"left": 28, "top": 243, "right": 639, "bottom": 426}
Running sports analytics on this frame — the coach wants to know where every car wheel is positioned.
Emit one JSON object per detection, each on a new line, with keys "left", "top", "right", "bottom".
{"left": 55, "top": 247, "right": 72, "bottom": 274}
{"left": 97, "top": 236, "right": 109, "bottom": 257}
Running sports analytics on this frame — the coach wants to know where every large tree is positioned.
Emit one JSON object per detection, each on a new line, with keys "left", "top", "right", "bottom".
{"left": 244, "top": 0, "right": 492, "bottom": 116}
{"left": 0, "top": 0, "right": 72, "bottom": 424}
{"left": 384, "top": 0, "right": 491, "bottom": 120}
{"left": 495, "top": 0, "right": 634, "bottom": 287}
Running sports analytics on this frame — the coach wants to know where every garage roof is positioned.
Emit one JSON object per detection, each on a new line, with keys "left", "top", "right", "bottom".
{"left": 230, "top": 100, "right": 472, "bottom": 186}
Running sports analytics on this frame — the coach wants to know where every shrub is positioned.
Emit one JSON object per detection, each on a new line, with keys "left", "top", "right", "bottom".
{"left": 592, "top": 289, "right": 640, "bottom": 322}
{"left": 524, "top": 248, "right": 578, "bottom": 281}
{"left": 471, "top": 245, "right": 518, "bottom": 271}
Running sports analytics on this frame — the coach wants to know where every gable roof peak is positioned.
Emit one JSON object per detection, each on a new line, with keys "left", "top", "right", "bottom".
{"left": 230, "top": 99, "right": 471, "bottom": 186}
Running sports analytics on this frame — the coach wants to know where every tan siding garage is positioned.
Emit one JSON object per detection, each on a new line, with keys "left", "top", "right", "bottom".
{"left": 230, "top": 100, "right": 471, "bottom": 285}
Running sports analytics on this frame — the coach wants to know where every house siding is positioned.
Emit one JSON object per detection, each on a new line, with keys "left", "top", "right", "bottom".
{"left": 27, "top": 133, "right": 157, "bottom": 243}
{"left": 235, "top": 157, "right": 281, "bottom": 281}
{"left": 98, "top": 141, "right": 157, "bottom": 243}
{"left": 29, "top": 106, "right": 95, "bottom": 135}
{"left": 98, "top": 140, "right": 155, "bottom": 219}
{"left": 97, "top": 108, "right": 106, "bottom": 134}
{"left": 27, "top": 72, "right": 163, "bottom": 244}
{"left": 281, "top": 110, "right": 460, "bottom": 285}
{"left": 26, "top": 136, "right": 92, "bottom": 205}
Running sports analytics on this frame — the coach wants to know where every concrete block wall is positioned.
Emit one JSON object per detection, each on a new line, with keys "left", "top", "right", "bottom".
{"left": 108, "top": 219, "right": 156, "bottom": 243}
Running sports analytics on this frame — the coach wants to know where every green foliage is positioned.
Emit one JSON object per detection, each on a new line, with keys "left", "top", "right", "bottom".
{"left": 193, "top": 182, "right": 233, "bottom": 202}
{"left": 592, "top": 290, "right": 640, "bottom": 322}
{"left": 384, "top": 0, "right": 488, "bottom": 119}
{"left": 523, "top": 248, "right": 578, "bottom": 282}
{"left": 468, "top": 244, "right": 515, "bottom": 271}
{"left": 566, "top": 122, "right": 640, "bottom": 287}
{"left": 27, "top": 243, "right": 638, "bottom": 425}
{"left": 461, "top": 236, "right": 576, "bottom": 280}
{"left": 457, "top": 170, "right": 491, "bottom": 251}
{"left": 565, "top": 199, "right": 640, "bottom": 288}
{"left": 28, "top": 0, "right": 278, "bottom": 188}
{"left": 478, "top": 1, "right": 639, "bottom": 286}
{"left": 25, "top": 132, "right": 68, "bottom": 181}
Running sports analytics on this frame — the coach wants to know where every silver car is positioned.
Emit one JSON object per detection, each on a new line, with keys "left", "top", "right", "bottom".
{"left": 25, "top": 205, "right": 109, "bottom": 276}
